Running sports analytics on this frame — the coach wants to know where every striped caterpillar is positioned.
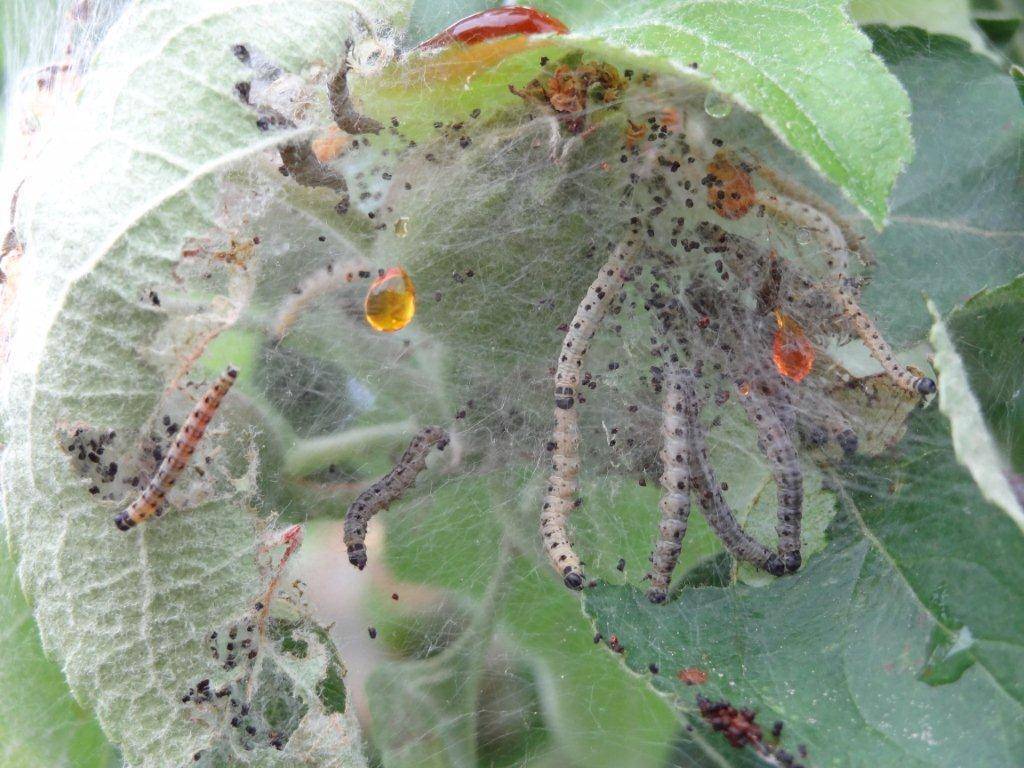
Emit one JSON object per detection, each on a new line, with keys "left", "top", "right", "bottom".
{"left": 673, "top": 366, "right": 783, "bottom": 575}
{"left": 344, "top": 426, "right": 449, "bottom": 569}
{"left": 115, "top": 366, "right": 237, "bottom": 531}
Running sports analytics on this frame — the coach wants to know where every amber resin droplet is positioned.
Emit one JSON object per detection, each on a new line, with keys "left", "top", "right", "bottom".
{"left": 772, "top": 311, "right": 815, "bottom": 382}
{"left": 364, "top": 267, "right": 416, "bottom": 332}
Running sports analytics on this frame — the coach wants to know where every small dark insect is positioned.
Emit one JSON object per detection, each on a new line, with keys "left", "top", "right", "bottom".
{"left": 696, "top": 695, "right": 763, "bottom": 749}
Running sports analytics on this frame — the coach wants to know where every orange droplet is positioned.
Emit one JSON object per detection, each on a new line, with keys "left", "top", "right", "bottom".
{"left": 706, "top": 152, "right": 756, "bottom": 220}
{"left": 416, "top": 6, "right": 569, "bottom": 50}
{"left": 364, "top": 267, "right": 416, "bottom": 332}
{"left": 737, "top": 381, "right": 751, "bottom": 397}
{"left": 772, "top": 311, "right": 815, "bottom": 382}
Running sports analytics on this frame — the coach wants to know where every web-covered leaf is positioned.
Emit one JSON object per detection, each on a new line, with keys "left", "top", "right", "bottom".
{"left": 857, "top": 26, "right": 1024, "bottom": 344}
{"left": 585, "top": 406, "right": 1024, "bottom": 766}
{"left": 0, "top": 1, "right": 378, "bottom": 765}
{"left": 577, "top": 26, "right": 1024, "bottom": 767}
{"left": 3, "top": 2, "right": 1018, "bottom": 768}
{"left": 361, "top": 0, "right": 912, "bottom": 226}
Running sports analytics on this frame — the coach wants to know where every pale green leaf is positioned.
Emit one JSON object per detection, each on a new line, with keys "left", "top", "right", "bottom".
{"left": 0, "top": 538, "right": 119, "bottom": 768}
{"left": 929, "top": 297, "right": 1024, "bottom": 533}
{"left": 0, "top": 1, "right": 379, "bottom": 765}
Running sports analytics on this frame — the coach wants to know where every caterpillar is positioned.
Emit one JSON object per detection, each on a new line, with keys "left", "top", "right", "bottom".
{"left": 758, "top": 192, "right": 935, "bottom": 397}
{"left": 645, "top": 364, "right": 693, "bottom": 603}
{"left": 737, "top": 381, "right": 803, "bottom": 572}
{"left": 271, "top": 260, "right": 375, "bottom": 340}
{"left": 673, "top": 366, "right": 784, "bottom": 576}
{"left": 115, "top": 366, "right": 237, "bottom": 531}
{"left": 344, "top": 425, "right": 449, "bottom": 569}
{"left": 541, "top": 238, "right": 638, "bottom": 590}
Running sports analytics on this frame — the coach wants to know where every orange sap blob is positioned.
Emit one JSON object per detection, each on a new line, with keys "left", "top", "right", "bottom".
{"left": 364, "top": 267, "right": 416, "bottom": 332}
{"left": 772, "top": 311, "right": 815, "bottom": 382}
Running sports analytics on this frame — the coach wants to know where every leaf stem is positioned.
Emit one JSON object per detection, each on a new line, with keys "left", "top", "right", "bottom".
{"left": 282, "top": 419, "right": 417, "bottom": 478}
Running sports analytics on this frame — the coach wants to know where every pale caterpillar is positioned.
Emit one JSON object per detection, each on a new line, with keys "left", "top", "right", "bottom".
{"left": 758, "top": 192, "right": 935, "bottom": 396}
{"left": 271, "top": 260, "right": 376, "bottom": 340}
{"left": 645, "top": 364, "right": 693, "bottom": 603}
{"left": 541, "top": 237, "right": 638, "bottom": 590}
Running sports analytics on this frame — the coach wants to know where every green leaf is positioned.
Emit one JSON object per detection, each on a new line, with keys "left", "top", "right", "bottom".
{"left": 0, "top": 541, "right": 119, "bottom": 768}
{"left": 859, "top": 27, "right": 1024, "bottom": 344}
{"left": 0, "top": 2, "right": 378, "bottom": 764}
{"left": 364, "top": 0, "right": 912, "bottom": 225}
{"left": 931, "top": 270, "right": 1024, "bottom": 534}
{"left": 377, "top": 476, "right": 679, "bottom": 768}
{"left": 584, "top": 407, "right": 1024, "bottom": 766}
{"left": 945, "top": 275, "right": 1024, "bottom": 476}
{"left": 850, "top": 0, "right": 995, "bottom": 53}
{"left": 929, "top": 299, "right": 1024, "bottom": 533}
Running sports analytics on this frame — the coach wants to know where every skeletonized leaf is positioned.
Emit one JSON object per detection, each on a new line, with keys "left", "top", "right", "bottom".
{"left": 0, "top": 2, "right": 382, "bottom": 764}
